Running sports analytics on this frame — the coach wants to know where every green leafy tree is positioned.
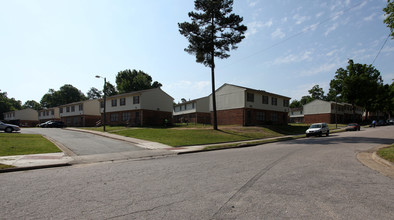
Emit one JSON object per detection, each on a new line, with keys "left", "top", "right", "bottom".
{"left": 308, "top": 85, "right": 325, "bottom": 100}
{"left": 22, "top": 100, "right": 42, "bottom": 110}
{"left": 40, "top": 84, "right": 87, "bottom": 108}
{"left": 87, "top": 87, "right": 103, "bottom": 99}
{"left": 178, "top": 0, "right": 247, "bottom": 130}
{"left": 104, "top": 81, "right": 118, "bottom": 97}
{"left": 300, "top": 96, "right": 313, "bottom": 105}
{"left": 0, "top": 91, "right": 22, "bottom": 119}
{"left": 328, "top": 60, "right": 383, "bottom": 119}
{"left": 383, "top": 0, "right": 394, "bottom": 38}
{"left": 115, "top": 69, "right": 162, "bottom": 94}
{"left": 289, "top": 99, "right": 302, "bottom": 108}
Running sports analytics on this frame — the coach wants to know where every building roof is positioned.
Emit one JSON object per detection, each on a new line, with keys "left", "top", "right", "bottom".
{"left": 101, "top": 87, "right": 174, "bottom": 101}
{"left": 216, "top": 83, "right": 292, "bottom": 99}
{"left": 174, "top": 96, "right": 209, "bottom": 106}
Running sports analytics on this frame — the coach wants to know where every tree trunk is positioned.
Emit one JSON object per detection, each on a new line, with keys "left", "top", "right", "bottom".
{"left": 211, "top": 16, "right": 218, "bottom": 130}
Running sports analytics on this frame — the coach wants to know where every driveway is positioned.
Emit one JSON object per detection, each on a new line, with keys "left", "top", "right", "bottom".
{"left": 21, "top": 128, "right": 144, "bottom": 156}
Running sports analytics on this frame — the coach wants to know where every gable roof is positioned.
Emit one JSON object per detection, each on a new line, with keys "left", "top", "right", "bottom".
{"left": 102, "top": 87, "right": 174, "bottom": 101}
{"left": 215, "top": 83, "right": 291, "bottom": 99}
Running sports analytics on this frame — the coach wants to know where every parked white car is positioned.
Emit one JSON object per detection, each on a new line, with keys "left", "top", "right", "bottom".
{"left": 0, "top": 121, "right": 21, "bottom": 133}
{"left": 306, "top": 123, "right": 329, "bottom": 137}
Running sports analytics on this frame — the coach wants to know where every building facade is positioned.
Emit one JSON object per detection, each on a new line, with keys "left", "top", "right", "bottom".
{"left": 209, "top": 84, "right": 291, "bottom": 126}
{"left": 173, "top": 96, "right": 211, "bottom": 124}
{"left": 303, "top": 99, "right": 363, "bottom": 124}
{"left": 101, "top": 88, "right": 174, "bottom": 126}
{"left": 38, "top": 107, "right": 60, "bottom": 123}
{"left": 3, "top": 108, "right": 39, "bottom": 127}
{"left": 289, "top": 107, "right": 304, "bottom": 123}
{"left": 59, "top": 99, "right": 101, "bottom": 127}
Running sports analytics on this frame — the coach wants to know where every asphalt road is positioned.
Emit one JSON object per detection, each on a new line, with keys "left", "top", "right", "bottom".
{"left": 21, "top": 128, "right": 144, "bottom": 155}
{"left": 1, "top": 126, "right": 393, "bottom": 219}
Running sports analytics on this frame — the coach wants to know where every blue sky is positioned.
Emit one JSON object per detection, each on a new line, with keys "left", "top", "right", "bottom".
{"left": 1, "top": 0, "right": 393, "bottom": 104}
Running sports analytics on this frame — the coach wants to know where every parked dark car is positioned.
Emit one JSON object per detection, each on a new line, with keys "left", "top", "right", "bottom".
{"left": 377, "top": 120, "right": 386, "bottom": 126}
{"left": 39, "top": 121, "right": 52, "bottom": 128}
{"left": 345, "top": 123, "right": 360, "bottom": 131}
{"left": 46, "top": 121, "right": 65, "bottom": 128}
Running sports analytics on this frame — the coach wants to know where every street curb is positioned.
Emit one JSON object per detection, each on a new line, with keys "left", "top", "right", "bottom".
{"left": 0, "top": 163, "right": 72, "bottom": 173}
{"left": 372, "top": 150, "right": 394, "bottom": 168}
{"left": 178, "top": 137, "right": 300, "bottom": 155}
{"left": 357, "top": 145, "right": 394, "bottom": 179}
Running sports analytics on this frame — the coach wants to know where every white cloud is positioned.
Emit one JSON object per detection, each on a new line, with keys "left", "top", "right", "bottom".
{"left": 382, "top": 46, "right": 394, "bottom": 53}
{"left": 303, "top": 23, "right": 319, "bottom": 32}
{"left": 299, "top": 62, "right": 338, "bottom": 77}
{"left": 326, "top": 49, "right": 338, "bottom": 57}
{"left": 245, "top": 19, "right": 272, "bottom": 37}
{"left": 293, "top": 14, "right": 310, "bottom": 25}
{"left": 281, "top": 17, "right": 288, "bottom": 23}
{"left": 248, "top": 0, "right": 259, "bottom": 7}
{"left": 273, "top": 50, "right": 313, "bottom": 65}
{"left": 271, "top": 28, "right": 285, "bottom": 39}
{"left": 363, "top": 13, "right": 375, "bottom": 21}
{"left": 324, "top": 23, "right": 338, "bottom": 36}
{"left": 316, "top": 12, "right": 324, "bottom": 18}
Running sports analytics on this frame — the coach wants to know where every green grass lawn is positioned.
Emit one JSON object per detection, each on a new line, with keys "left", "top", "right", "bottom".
{"left": 82, "top": 123, "right": 348, "bottom": 147}
{"left": 84, "top": 124, "right": 307, "bottom": 147}
{"left": 0, "top": 133, "right": 61, "bottom": 156}
{"left": 377, "top": 144, "right": 394, "bottom": 163}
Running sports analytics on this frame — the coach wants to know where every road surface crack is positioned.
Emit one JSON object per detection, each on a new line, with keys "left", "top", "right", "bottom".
{"left": 211, "top": 149, "right": 299, "bottom": 219}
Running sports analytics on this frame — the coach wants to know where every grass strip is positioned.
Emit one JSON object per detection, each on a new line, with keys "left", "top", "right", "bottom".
{"left": 0, "top": 164, "right": 15, "bottom": 170}
{"left": 377, "top": 144, "right": 394, "bottom": 163}
{"left": 0, "top": 133, "right": 61, "bottom": 156}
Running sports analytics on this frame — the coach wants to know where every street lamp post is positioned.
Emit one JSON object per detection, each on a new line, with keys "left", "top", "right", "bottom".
{"left": 95, "top": 75, "right": 106, "bottom": 132}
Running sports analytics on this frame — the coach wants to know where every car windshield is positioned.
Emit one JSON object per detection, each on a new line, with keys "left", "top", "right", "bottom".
{"left": 310, "top": 124, "right": 322, "bottom": 128}
{"left": 348, "top": 124, "right": 356, "bottom": 126}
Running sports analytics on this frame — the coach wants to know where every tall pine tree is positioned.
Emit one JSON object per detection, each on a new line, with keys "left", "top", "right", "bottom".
{"left": 178, "top": 0, "right": 247, "bottom": 130}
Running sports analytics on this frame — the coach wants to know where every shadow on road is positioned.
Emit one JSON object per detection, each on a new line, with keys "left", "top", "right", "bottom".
{"left": 289, "top": 136, "right": 394, "bottom": 146}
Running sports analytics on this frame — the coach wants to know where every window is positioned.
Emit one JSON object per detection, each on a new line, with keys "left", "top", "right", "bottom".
{"left": 271, "top": 97, "right": 277, "bottom": 106}
{"left": 51, "top": 110, "right": 54, "bottom": 115}
{"left": 66, "top": 107, "right": 70, "bottom": 112}
{"left": 283, "top": 100, "right": 289, "bottom": 107}
{"left": 110, "top": 113, "right": 118, "bottom": 122}
{"left": 271, "top": 112, "right": 278, "bottom": 121}
{"left": 262, "top": 95, "right": 269, "bottom": 104}
{"left": 112, "top": 99, "right": 117, "bottom": 107}
{"left": 71, "top": 106, "right": 75, "bottom": 112}
{"left": 133, "top": 96, "right": 140, "bottom": 104}
{"left": 120, "top": 98, "right": 126, "bottom": 106}
{"left": 100, "top": 101, "right": 104, "bottom": 108}
{"left": 122, "top": 112, "right": 130, "bottom": 121}
{"left": 256, "top": 112, "right": 265, "bottom": 121}
{"left": 246, "top": 92, "right": 254, "bottom": 102}
{"left": 60, "top": 108, "right": 63, "bottom": 113}
{"left": 79, "top": 104, "right": 83, "bottom": 111}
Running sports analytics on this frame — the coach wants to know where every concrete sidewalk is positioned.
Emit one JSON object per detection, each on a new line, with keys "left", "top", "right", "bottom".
{"left": 0, "top": 152, "right": 73, "bottom": 173}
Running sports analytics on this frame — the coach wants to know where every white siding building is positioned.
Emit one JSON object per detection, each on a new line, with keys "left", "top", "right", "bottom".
{"left": 59, "top": 99, "right": 101, "bottom": 127}
{"left": 102, "top": 87, "right": 174, "bottom": 126}
{"left": 3, "top": 108, "right": 38, "bottom": 127}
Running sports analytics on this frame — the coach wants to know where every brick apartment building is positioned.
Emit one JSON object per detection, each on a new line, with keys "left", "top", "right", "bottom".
{"left": 209, "top": 84, "right": 291, "bottom": 126}
{"left": 101, "top": 87, "right": 174, "bottom": 126}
